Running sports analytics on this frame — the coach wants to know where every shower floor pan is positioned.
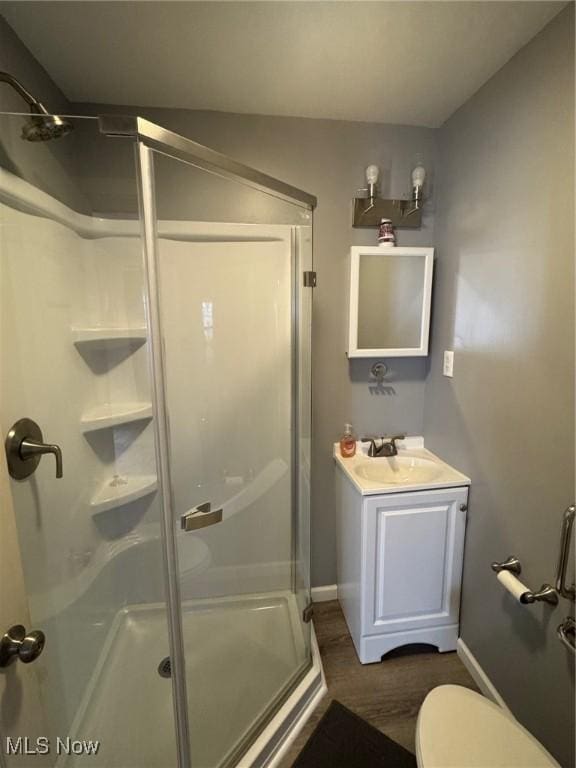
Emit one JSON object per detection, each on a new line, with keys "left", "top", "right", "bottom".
{"left": 61, "top": 592, "right": 324, "bottom": 768}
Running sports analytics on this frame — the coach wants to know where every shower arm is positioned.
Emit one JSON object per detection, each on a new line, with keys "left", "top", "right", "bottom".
{"left": 0, "top": 71, "right": 50, "bottom": 115}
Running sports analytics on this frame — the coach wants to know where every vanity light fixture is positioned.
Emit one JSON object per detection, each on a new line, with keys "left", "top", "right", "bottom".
{"left": 352, "top": 160, "right": 427, "bottom": 229}
{"left": 364, "top": 164, "right": 380, "bottom": 212}
{"left": 410, "top": 161, "right": 426, "bottom": 212}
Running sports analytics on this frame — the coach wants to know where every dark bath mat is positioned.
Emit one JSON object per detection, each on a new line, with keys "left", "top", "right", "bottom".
{"left": 292, "top": 700, "right": 417, "bottom": 768}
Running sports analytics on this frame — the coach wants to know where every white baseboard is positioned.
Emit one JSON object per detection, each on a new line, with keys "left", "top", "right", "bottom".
{"left": 457, "top": 637, "right": 511, "bottom": 714}
{"left": 311, "top": 584, "right": 338, "bottom": 602}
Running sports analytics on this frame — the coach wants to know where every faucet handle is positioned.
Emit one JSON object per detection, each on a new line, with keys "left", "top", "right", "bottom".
{"left": 360, "top": 437, "right": 378, "bottom": 457}
{"left": 387, "top": 435, "right": 405, "bottom": 450}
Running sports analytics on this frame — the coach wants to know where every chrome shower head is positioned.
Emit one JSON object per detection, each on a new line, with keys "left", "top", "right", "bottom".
{"left": 21, "top": 113, "right": 73, "bottom": 142}
{"left": 0, "top": 71, "right": 73, "bottom": 142}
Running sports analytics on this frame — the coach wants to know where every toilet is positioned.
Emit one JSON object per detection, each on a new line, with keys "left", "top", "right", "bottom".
{"left": 416, "top": 686, "right": 560, "bottom": 768}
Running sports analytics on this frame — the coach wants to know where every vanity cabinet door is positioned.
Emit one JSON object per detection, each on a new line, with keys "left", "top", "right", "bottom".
{"left": 361, "top": 487, "right": 468, "bottom": 637}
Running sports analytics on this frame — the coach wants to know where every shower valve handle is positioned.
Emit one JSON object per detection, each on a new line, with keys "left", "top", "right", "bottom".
{"left": 20, "top": 438, "right": 63, "bottom": 478}
{"left": 5, "top": 418, "right": 63, "bottom": 480}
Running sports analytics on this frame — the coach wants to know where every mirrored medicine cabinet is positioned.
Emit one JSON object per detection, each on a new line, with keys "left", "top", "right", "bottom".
{"left": 347, "top": 246, "right": 434, "bottom": 358}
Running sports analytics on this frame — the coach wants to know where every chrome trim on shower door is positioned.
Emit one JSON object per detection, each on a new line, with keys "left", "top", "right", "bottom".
{"left": 292, "top": 224, "right": 313, "bottom": 627}
{"left": 135, "top": 143, "right": 192, "bottom": 768}
{"left": 99, "top": 115, "right": 317, "bottom": 210}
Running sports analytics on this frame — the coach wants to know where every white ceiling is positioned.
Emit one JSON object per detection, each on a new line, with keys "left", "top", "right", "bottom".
{"left": 0, "top": 1, "right": 566, "bottom": 127}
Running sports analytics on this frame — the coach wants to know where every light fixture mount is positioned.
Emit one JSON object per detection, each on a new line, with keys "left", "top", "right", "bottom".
{"left": 352, "top": 162, "right": 426, "bottom": 229}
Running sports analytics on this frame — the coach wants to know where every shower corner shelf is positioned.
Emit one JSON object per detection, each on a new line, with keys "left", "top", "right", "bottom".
{"left": 90, "top": 474, "right": 158, "bottom": 514}
{"left": 72, "top": 326, "right": 148, "bottom": 348}
{"left": 81, "top": 402, "right": 153, "bottom": 433}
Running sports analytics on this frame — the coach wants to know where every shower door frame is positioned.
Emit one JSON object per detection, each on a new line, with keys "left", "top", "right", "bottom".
{"left": 100, "top": 115, "right": 317, "bottom": 768}
{"left": 99, "top": 115, "right": 317, "bottom": 208}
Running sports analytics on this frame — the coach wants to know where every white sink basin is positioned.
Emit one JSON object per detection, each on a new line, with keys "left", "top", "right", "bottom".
{"left": 354, "top": 456, "right": 441, "bottom": 485}
{"left": 334, "top": 437, "right": 470, "bottom": 495}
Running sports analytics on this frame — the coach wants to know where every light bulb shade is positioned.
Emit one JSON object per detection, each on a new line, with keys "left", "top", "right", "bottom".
{"left": 411, "top": 164, "right": 426, "bottom": 187}
{"left": 365, "top": 164, "right": 380, "bottom": 185}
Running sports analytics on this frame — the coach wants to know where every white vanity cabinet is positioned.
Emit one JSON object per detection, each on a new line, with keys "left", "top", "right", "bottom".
{"left": 335, "top": 466, "right": 469, "bottom": 664}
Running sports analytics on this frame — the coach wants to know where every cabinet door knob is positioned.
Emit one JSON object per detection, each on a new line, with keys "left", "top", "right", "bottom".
{"left": 460, "top": 503, "right": 468, "bottom": 512}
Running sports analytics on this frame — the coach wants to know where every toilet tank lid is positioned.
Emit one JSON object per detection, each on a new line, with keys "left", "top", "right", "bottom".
{"left": 416, "top": 685, "right": 560, "bottom": 768}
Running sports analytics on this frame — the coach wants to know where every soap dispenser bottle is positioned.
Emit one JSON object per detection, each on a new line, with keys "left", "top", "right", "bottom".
{"left": 340, "top": 423, "right": 357, "bottom": 458}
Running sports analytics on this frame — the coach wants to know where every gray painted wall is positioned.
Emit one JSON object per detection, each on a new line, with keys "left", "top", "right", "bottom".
{"left": 72, "top": 103, "right": 437, "bottom": 587}
{"left": 0, "top": 16, "right": 88, "bottom": 210}
{"left": 0, "top": 14, "right": 68, "bottom": 114}
{"left": 2, "top": 14, "right": 574, "bottom": 762}
{"left": 424, "top": 7, "right": 574, "bottom": 766}
{"left": 0, "top": 7, "right": 437, "bottom": 587}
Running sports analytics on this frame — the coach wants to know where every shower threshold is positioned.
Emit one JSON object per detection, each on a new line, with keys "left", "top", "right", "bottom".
{"left": 60, "top": 591, "right": 325, "bottom": 768}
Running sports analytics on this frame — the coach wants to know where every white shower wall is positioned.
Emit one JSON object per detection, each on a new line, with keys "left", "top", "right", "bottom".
{"left": 0, "top": 195, "right": 166, "bottom": 740}
{"left": 0, "top": 170, "right": 307, "bottom": 751}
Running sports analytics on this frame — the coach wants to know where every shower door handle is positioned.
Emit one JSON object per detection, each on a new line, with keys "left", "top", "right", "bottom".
{"left": 181, "top": 502, "right": 223, "bottom": 532}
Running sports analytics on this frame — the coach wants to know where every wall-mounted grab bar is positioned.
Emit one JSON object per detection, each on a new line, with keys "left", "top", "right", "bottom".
{"left": 555, "top": 505, "right": 575, "bottom": 602}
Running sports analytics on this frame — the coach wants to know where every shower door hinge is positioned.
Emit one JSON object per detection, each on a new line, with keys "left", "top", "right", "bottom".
{"left": 302, "top": 603, "right": 314, "bottom": 623}
{"left": 303, "top": 271, "right": 317, "bottom": 288}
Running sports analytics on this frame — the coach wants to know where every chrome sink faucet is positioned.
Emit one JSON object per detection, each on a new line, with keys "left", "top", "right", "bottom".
{"left": 361, "top": 435, "right": 405, "bottom": 458}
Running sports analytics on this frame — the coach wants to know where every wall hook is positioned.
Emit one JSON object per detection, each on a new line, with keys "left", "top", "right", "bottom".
{"left": 370, "top": 362, "right": 388, "bottom": 383}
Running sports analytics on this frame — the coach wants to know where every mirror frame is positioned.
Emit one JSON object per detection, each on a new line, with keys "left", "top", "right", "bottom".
{"left": 347, "top": 246, "right": 434, "bottom": 358}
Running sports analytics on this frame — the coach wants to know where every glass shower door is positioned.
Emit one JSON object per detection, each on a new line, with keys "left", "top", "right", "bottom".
{"left": 0, "top": 114, "right": 178, "bottom": 768}
{"left": 141, "top": 147, "right": 313, "bottom": 767}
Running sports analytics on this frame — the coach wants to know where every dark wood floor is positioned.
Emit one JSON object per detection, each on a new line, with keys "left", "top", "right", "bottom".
{"left": 279, "top": 601, "right": 479, "bottom": 767}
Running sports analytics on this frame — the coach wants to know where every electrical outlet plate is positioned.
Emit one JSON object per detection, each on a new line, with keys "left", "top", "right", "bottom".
{"left": 443, "top": 350, "right": 454, "bottom": 377}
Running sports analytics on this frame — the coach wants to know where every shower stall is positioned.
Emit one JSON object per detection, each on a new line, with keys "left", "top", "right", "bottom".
{"left": 0, "top": 111, "right": 323, "bottom": 767}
